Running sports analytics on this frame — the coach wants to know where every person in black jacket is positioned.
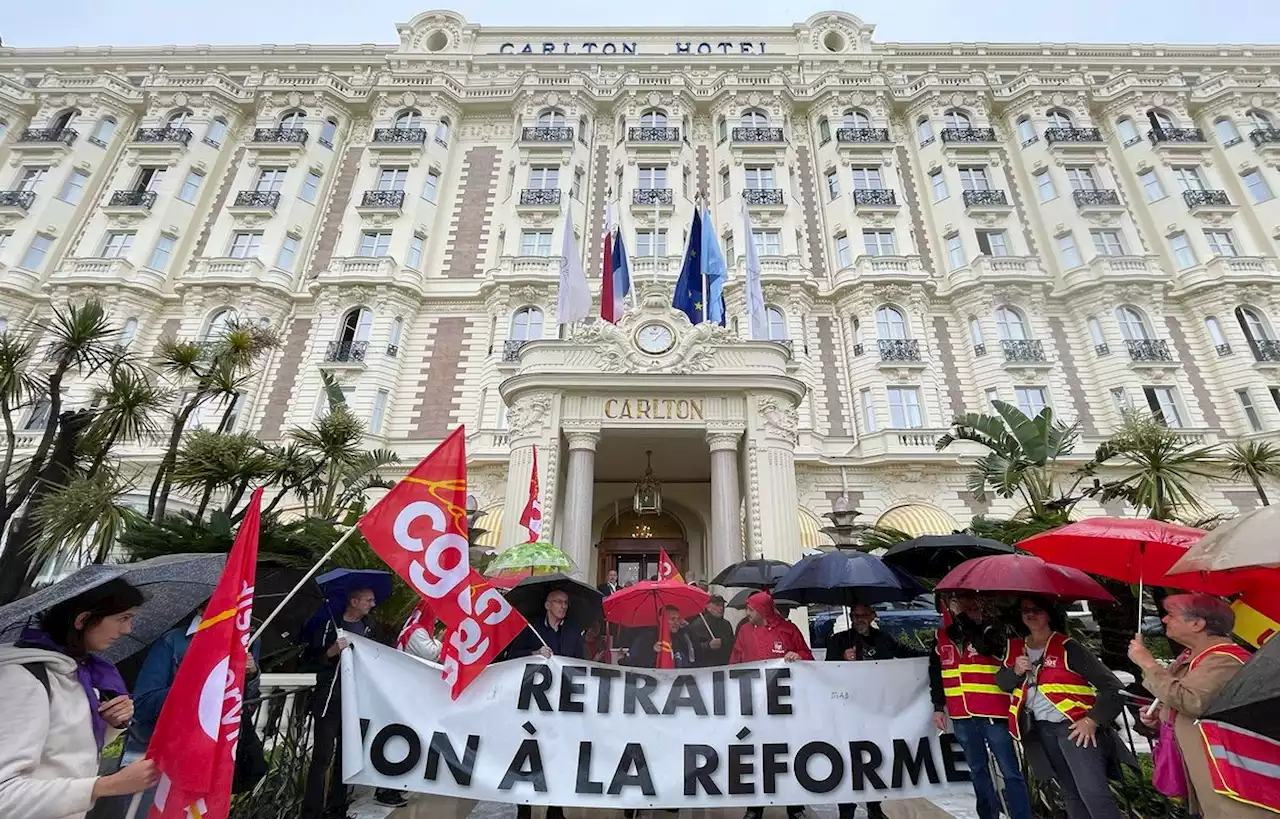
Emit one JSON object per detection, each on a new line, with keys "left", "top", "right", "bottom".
{"left": 625, "top": 606, "right": 696, "bottom": 669}
{"left": 687, "top": 595, "right": 736, "bottom": 667}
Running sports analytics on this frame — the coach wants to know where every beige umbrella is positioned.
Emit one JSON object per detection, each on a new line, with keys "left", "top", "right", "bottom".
{"left": 1167, "top": 505, "right": 1280, "bottom": 574}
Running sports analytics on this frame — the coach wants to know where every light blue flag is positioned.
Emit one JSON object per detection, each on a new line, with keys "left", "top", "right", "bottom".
{"left": 701, "top": 204, "right": 728, "bottom": 326}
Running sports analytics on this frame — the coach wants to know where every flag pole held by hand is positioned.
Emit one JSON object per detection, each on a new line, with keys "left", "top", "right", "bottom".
{"left": 249, "top": 525, "right": 359, "bottom": 646}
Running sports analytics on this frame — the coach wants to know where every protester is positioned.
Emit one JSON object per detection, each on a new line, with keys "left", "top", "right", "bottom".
{"left": 1129, "top": 593, "right": 1268, "bottom": 818}
{"left": 826, "top": 602, "right": 922, "bottom": 819}
{"left": 731, "top": 591, "right": 812, "bottom": 819}
{"left": 0, "top": 578, "right": 159, "bottom": 819}
{"left": 929, "top": 591, "right": 1031, "bottom": 819}
{"left": 688, "top": 594, "right": 735, "bottom": 667}
{"left": 583, "top": 619, "right": 613, "bottom": 663}
{"left": 997, "top": 597, "right": 1129, "bottom": 819}
{"left": 626, "top": 605, "right": 696, "bottom": 668}
{"left": 598, "top": 569, "right": 620, "bottom": 596}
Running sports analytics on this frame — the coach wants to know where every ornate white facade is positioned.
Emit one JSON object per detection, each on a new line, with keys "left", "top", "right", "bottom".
{"left": 3, "top": 11, "right": 1280, "bottom": 581}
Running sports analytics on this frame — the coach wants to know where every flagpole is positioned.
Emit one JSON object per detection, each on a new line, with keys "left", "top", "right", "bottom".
{"left": 652, "top": 188, "right": 660, "bottom": 285}
{"left": 124, "top": 794, "right": 142, "bottom": 819}
{"left": 249, "top": 525, "right": 359, "bottom": 647}
{"left": 700, "top": 197, "right": 709, "bottom": 325}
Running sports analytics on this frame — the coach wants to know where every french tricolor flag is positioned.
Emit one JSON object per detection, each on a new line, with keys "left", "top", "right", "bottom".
{"left": 601, "top": 204, "right": 631, "bottom": 324}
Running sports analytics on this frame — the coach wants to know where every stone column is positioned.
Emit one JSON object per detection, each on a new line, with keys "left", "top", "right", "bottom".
{"left": 751, "top": 396, "right": 803, "bottom": 566}
{"left": 707, "top": 431, "right": 744, "bottom": 577}
{"left": 499, "top": 444, "right": 536, "bottom": 548}
{"left": 560, "top": 430, "right": 600, "bottom": 578}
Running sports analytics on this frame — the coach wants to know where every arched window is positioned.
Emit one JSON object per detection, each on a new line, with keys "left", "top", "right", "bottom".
{"left": 338, "top": 306, "right": 373, "bottom": 344}
{"left": 388, "top": 316, "right": 404, "bottom": 354}
{"left": 842, "top": 109, "right": 871, "bottom": 128}
{"left": 90, "top": 117, "right": 117, "bottom": 145}
{"left": 1086, "top": 316, "right": 1106, "bottom": 347}
{"left": 167, "top": 109, "right": 192, "bottom": 128}
{"left": 1148, "top": 109, "right": 1177, "bottom": 131}
{"left": 639, "top": 109, "right": 667, "bottom": 127}
{"left": 578, "top": 116, "right": 588, "bottom": 142}
{"left": 119, "top": 317, "right": 138, "bottom": 347}
{"left": 319, "top": 117, "right": 338, "bottom": 147}
{"left": 1016, "top": 116, "right": 1036, "bottom": 144}
{"left": 1045, "top": 109, "right": 1073, "bottom": 128}
{"left": 1215, "top": 118, "right": 1241, "bottom": 144}
{"left": 1205, "top": 316, "right": 1228, "bottom": 348}
{"left": 1116, "top": 117, "right": 1139, "bottom": 143}
{"left": 395, "top": 109, "right": 423, "bottom": 128}
{"left": 917, "top": 117, "right": 934, "bottom": 143}
{"left": 1247, "top": 110, "right": 1273, "bottom": 130}
{"left": 1236, "top": 306, "right": 1274, "bottom": 343}
{"left": 851, "top": 317, "right": 863, "bottom": 346}
{"left": 434, "top": 117, "right": 450, "bottom": 144}
{"left": 509, "top": 307, "right": 543, "bottom": 341}
{"left": 205, "top": 117, "right": 228, "bottom": 147}
{"left": 203, "top": 308, "right": 239, "bottom": 341}
{"left": 716, "top": 116, "right": 728, "bottom": 142}
{"left": 943, "top": 109, "right": 971, "bottom": 128}
{"left": 51, "top": 108, "right": 81, "bottom": 131}
{"left": 279, "top": 109, "right": 306, "bottom": 128}
{"left": 739, "top": 108, "right": 770, "bottom": 126}
{"left": 875, "top": 305, "right": 908, "bottom": 340}
{"left": 537, "top": 109, "right": 566, "bottom": 127}
{"left": 1115, "top": 305, "right": 1152, "bottom": 341}
{"left": 765, "top": 306, "right": 788, "bottom": 340}
{"left": 968, "top": 316, "right": 984, "bottom": 346}
{"left": 817, "top": 117, "right": 831, "bottom": 143}
{"left": 994, "top": 306, "right": 1028, "bottom": 340}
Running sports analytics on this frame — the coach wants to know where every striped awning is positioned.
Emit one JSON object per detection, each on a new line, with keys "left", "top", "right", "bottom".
{"left": 876, "top": 504, "right": 959, "bottom": 537}
{"left": 474, "top": 504, "right": 504, "bottom": 548}
{"left": 798, "top": 508, "right": 826, "bottom": 550}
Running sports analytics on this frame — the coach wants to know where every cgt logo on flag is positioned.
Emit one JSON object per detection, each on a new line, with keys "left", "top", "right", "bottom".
{"left": 657, "top": 548, "right": 683, "bottom": 583}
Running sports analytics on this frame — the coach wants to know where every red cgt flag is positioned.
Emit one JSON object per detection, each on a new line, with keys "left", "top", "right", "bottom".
{"left": 358, "top": 427, "right": 528, "bottom": 698}
{"left": 658, "top": 548, "right": 683, "bottom": 583}
{"left": 147, "top": 488, "right": 262, "bottom": 819}
{"left": 656, "top": 614, "right": 675, "bottom": 669}
{"left": 518, "top": 446, "right": 541, "bottom": 543}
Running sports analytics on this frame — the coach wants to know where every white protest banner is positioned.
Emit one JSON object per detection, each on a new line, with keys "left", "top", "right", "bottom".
{"left": 340, "top": 634, "right": 973, "bottom": 809}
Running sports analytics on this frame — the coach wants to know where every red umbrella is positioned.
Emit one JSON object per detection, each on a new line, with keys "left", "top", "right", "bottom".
{"left": 603, "top": 579, "right": 710, "bottom": 627}
{"left": 935, "top": 554, "right": 1117, "bottom": 602}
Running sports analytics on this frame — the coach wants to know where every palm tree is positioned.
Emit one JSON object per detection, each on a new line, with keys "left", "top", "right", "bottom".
{"left": 83, "top": 364, "right": 172, "bottom": 477}
{"left": 287, "top": 406, "right": 371, "bottom": 520}
{"left": 32, "top": 468, "right": 141, "bottom": 567}
{"left": 0, "top": 332, "right": 42, "bottom": 509}
{"left": 172, "top": 430, "right": 272, "bottom": 521}
{"left": 1222, "top": 438, "right": 1280, "bottom": 506}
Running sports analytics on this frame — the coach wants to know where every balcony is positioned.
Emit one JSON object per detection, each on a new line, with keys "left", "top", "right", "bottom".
{"left": 181, "top": 257, "right": 292, "bottom": 298}
{"left": 851, "top": 188, "right": 899, "bottom": 213}
{"left": 321, "top": 340, "right": 369, "bottom": 368}
{"left": 373, "top": 127, "right": 427, "bottom": 145}
{"left": 0, "top": 190, "right": 36, "bottom": 218}
{"left": 939, "top": 128, "right": 996, "bottom": 153}
{"left": 12, "top": 127, "right": 78, "bottom": 162}
{"left": 743, "top": 188, "right": 785, "bottom": 210}
{"left": 1183, "top": 189, "right": 1235, "bottom": 217}
{"left": 1125, "top": 338, "right": 1175, "bottom": 365}
{"left": 356, "top": 189, "right": 405, "bottom": 218}
{"left": 1251, "top": 128, "right": 1280, "bottom": 159}
{"left": 1072, "top": 188, "right": 1125, "bottom": 214}
{"left": 962, "top": 189, "right": 1012, "bottom": 217}
{"left": 1044, "top": 127, "right": 1103, "bottom": 145}
{"left": 627, "top": 126, "right": 680, "bottom": 143}
{"left": 503, "top": 339, "right": 529, "bottom": 362}
{"left": 1148, "top": 127, "right": 1209, "bottom": 158}
{"left": 1000, "top": 339, "right": 1047, "bottom": 363}
{"left": 517, "top": 188, "right": 562, "bottom": 213}
{"left": 521, "top": 126, "right": 574, "bottom": 143}
{"left": 732, "top": 127, "right": 784, "bottom": 144}
{"left": 228, "top": 190, "right": 281, "bottom": 223}
{"left": 312, "top": 257, "right": 424, "bottom": 294}
{"left": 248, "top": 127, "right": 309, "bottom": 160}
{"left": 134, "top": 126, "right": 193, "bottom": 146}
{"left": 104, "top": 190, "right": 157, "bottom": 218}
{"left": 853, "top": 428, "right": 955, "bottom": 459}
{"left": 49, "top": 257, "right": 165, "bottom": 295}
{"left": 835, "top": 127, "right": 892, "bottom": 158}
{"left": 1253, "top": 340, "right": 1280, "bottom": 363}
{"left": 877, "top": 338, "right": 922, "bottom": 363}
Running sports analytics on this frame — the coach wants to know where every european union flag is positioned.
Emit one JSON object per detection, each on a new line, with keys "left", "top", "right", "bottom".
{"left": 672, "top": 208, "right": 704, "bottom": 324}
{"left": 701, "top": 204, "right": 728, "bottom": 326}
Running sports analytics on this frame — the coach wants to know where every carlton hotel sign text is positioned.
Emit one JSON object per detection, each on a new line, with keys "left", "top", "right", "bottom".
{"left": 603, "top": 398, "right": 706, "bottom": 421}
{"left": 497, "top": 41, "right": 771, "bottom": 55}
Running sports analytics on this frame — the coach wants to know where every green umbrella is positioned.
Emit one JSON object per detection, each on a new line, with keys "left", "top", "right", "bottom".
{"left": 484, "top": 540, "right": 578, "bottom": 575}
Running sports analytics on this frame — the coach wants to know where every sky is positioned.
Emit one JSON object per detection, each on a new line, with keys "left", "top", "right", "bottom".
{"left": 2, "top": 0, "right": 1276, "bottom": 49}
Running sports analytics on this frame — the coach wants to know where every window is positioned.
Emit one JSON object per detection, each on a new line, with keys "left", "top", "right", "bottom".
{"left": 229, "top": 232, "right": 262, "bottom": 259}
{"left": 716, "top": 117, "right": 728, "bottom": 143}
{"left": 861, "top": 388, "right": 876, "bottom": 432}
{"left": 407, "top": 234, "right": 425, "bottom": 270}
{"left": 922, "top": 224, "right": 960, "bottom": 266}
{"left": 1065, "top": 166, "right": 1098, "bottom": 191}
{"left": 1144, "top": 386, "right": 1184, "bottom": 427}
{"left": 204, "top": 308, "right": 239, "bottom": 341}
{"left": 723, "top": 233, "right": 735, "bottom": 267}
{"left": 167, "top": 109, "right": 191, "bottom": 128}
{"left": 337, "top": 307, "right": 373, "bottom": 345}
{"left": 1248, "top": 110, "right": 1274, "bottom": 130}
{"left": 319, "top": 118, "right": 338, "bottom": 148}
{"left": 313, "top": 386, "right": 355, "bottom": 419}
{"left": 149, "top": 234, "right": 175, "bottom": 270}
{"left": 835, "top": 234, "right": 852, "bottom": 267}
{"left": 969, "top": 317, "right": 984, "bottom": 347}
{"left": 958, "top": 166, "right": 990, "bottom": 191}
{"left": 21, "top": 234, "right": 53, "bottom": 270}
{"left": 1205, "top": 316, "right": 1228, "bottom": 351}
{"left": 929, "top": 169, "right": 948, "bottom": 201}
{"left": 739, "top": 108, "right": 770, "bottom": 127}
{"left": 134, "top": 166, "right": 166, "bottom": 193}
{"left": 876, "top": 306, "right": 908, "bottom": 340}
{"left": 119, "top": 317, "right": 138, "bottom": 348}
{"left": 510, "top": 307, "right": 544, "bottom": 341}
{"left": 1016, "top": 117, "right": 1036, "bottom": 144}
{"left": 995, "top": 306, "right": 1027, "bottom": 340}
{"left": 1087, "top": 316, "right": 1107, "bottom": 348}
{"left": 1116, "top": 117, "right": 1139, "bottom": 144}
{"left": 1149, "top": 110, "right": 1177, "bottom": 131}
{"left": 862, "top": 230, "right": 896, "bottom": 257}
{"left": 1244, "top": 170, "right": 1274, "bottom": 204}
{"left": 1138, "top": 170, "right": 1165, "bottom": 202}
{"left": 843, "top": 109, "right": 871, "bottom": 128}
{"left": 520, "top": 230, "right": 553, "bottom": 257}
{"left": 826, "top": 171, "right": 840, "bottom": 200}
{"left": 1237, "top": 390, "right": 1263, "bottom": 432}
{"left": 388, "top": 317, "right": 404, "bottom": 354}
{"left": 0, "top": 231, "right": 10, "bottom": 253}
{"left": 58, "top": 168, "right": 90, "bottom": 203}
{"left": 101, "top": 231, "right": 134, "bottom": 259}
{"left": 1015, "top": 386, "right": 1049, "bottom": 416}
{"left": 1116, "top": 305, "right": 1152, "bottom": 340}
{"left": 818, "top": 118, "right": 831, "bottom": 143}
{"left": 178, "top": 170, "right": 203, "bottom": 203}
{"left": 639, "top": 109, "right": 667, "bottom": 127}
{"left": 376, "top": 167, "right": 409, "bottom": 192}
{"left": 537, "top": 109, "right": 567, "bottom": 127}
{"left": 205, "top": 118, "right": 228, "bottom": 147}
{"left": 24, "top": 399, "right": 52, "bottom": 431}
{"left": 943, "top": 109, "right": 971, "bottom": 128}
{"left": 277, "top": 234, "right": 299, "bottom": 271}
{"left": 1272, "top": 388, "right": 1280, "bottom": 416}
{"left": 752, "top": 230, "right": 781, "bottom": 256}
{"left": 16, "top": 166, "right": 48, "bottom": 192}
{"left": 434, "top": 118, "right": 450, "bottom": 145}
{"left": 299, "top": 170, "right": 322, "bottom": 203}
{"left": 370, "top": 389, "right": 390, "bottom": 435}
{"left": 0, "top": 121, "right": 6, "bottom": 144}
{"left": 719, "top": 168, "right": 731, "bottom": 200}
{"left": 765, "top": 307, "right": 788, "bottom": 340}
{"left": 358, "top": 231, "right": 392, "bottom": 257}
{"left": 1111, "top": 387, "right": 1132, "bottom": 415}
{"left": 1057, "top": 233, "right": 1081, "bottom": 267}
{"left": 986, "top": 388, "right": 1000, "bottom": 407}
{"left": 572, "top": 169, "right": 583, "bottom": 201}
{"left": 850, "top": 167, "right": 884, "bottom": 191}
{"left": 976, "top": 230, "right": 1009, "bottom": 257}
{"left": 887, "top": 387, "right": 924, "bottom": 429}
{"left": 635, "top": 230, "right": 668, "bottom": 258}
{"left": 89, "top": 117, "right": 116, "bottom": 146}
{"left": 1204, "top": 229, "right": 1239, "bottom": 257}
{"left": 527, "top": 166, "right": 560, "bottom": 191}
{"left": 279, "top": 109, "right": 306, "bottom": 128}
{"left": 395, "top": 109, "right": 422, "bottom": 129}
{"left": 638, "top": 166, "right": 667, "bottom": 190}
{"left": 255, "top": 167, "right": 287, "bottom": 193}
{"left": 744, "top": 166, "right": 775, "bottom": 190}
{"left": 1035, "top": 170, "right": 1057, "bottom": 202}
{"left": 1046, "top": 109, "right": 1073, "bottom": 128}
{"left": 51, "top": 108, "right": 80, "bottom": 131}
{"left": 1172, "top": 166, "right": 1204, "bottom": 192}
{"left": 1091, "top": 229, "right": 1127, "bottom": 256}
{"left": 1215, "top": 118, "right": 1241, "bottom": 145}
{"left": 917, "top": 117, "right": 934, "bottom": 144}
{"left": 1169, "top": 233, "right": 1197, "bottom": 269}
{"left": 1236, "top": 306, "right": 1273, "bottom": 343}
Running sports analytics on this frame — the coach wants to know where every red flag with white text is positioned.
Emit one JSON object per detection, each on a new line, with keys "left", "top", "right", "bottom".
{"left": 147, "top": 488, "right": 262, "bottom": 819}
{"left": 438, "top": 573, "right": 530, "bottom": 698}
{"left": 658, "top": 548, "right": 683, "bottom": 583}
{"left": 518, "top": 446, "right": 542, "bottom": 542}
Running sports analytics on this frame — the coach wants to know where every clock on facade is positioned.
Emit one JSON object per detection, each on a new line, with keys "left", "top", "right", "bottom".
{"left": 636, "top": 322, "right": 675, "bottom": 355}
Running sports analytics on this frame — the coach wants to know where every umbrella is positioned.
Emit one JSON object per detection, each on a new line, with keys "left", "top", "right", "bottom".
{"left": 935, "top": 554, "right": 1117, "bottom": 602}
{"left": 315, "top": 568, "right": 393, "bottom": 604}
{"left": 711, "top": 558, "right": 792, "bottom": 589}
{"left": 725, "top": 588, "right": 801, "bottom": 611}
{"left": 882, "top": 534, "right": 1014, "bottom": 578}
{"left": 505, "top": 573, "right": 604, "bottom": 626}
{"left": 1167, "top": 505, "right": 1280, "bottom": 574}
{"left": 1203, "top": 638, "right": 1278, "bottom": 740}
{"left": 486, "top": 566, "right": 564, "bottom": 590}
{"left": 773, "top": 551, "right": 928, "bottom": 606}
{"left": 0, "top": 554, "right": 228, "bottom": 663}
{"left": 604, "top": 580, "right": 710, "bottom": 627}
{"left": 484, "top": 540, "right": 578, "bottom": 575}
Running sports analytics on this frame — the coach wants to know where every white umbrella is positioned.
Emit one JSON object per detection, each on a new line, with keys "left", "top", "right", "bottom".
{"left": 1167, "top": 504, "right": 1280, "bottom": 574}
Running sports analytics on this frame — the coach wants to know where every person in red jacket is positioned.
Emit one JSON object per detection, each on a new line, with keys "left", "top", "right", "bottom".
{"left": 731, "top": 591, "right": 813, "bottom": 819}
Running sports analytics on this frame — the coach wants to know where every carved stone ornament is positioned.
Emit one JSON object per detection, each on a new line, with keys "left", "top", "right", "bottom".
{"left": 506, "top": 393, "right": 553, "bottom": 438}
{"left": 757, "top": 396, "right": 800, "bottom": 446}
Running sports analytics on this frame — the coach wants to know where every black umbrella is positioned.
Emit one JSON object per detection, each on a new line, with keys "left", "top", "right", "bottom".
{"left": 773, "top": 551, "right": 928, "bottom": 606}
{"left": 725, "top": 587, "right": 801, "bottom": 612}
{"left": 505, "top": 573, "right": 605, "bottom": 626}
{"left": 0, "top": 554, "right": 228, "bottom": 663}
{"left": 711, "top": 558, "right": 793, "bottom": 589}
{"left": 882, "top": 534, "right": 1014, "bottom": 579}
{"left": 1203, "top": 638, "right": 1280, "bottom": 740}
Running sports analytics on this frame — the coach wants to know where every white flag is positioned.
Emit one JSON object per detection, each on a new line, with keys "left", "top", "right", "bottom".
{"left": 742, "top": 198, "right": 767, "bottom": 340}
{"left": 557, "top": 200, "right": 591, "bottom": 325}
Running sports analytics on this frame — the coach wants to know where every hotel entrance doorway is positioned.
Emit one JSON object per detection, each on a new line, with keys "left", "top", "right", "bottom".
{"left": 597, "top": 509, "right": 687, "bottom": 586}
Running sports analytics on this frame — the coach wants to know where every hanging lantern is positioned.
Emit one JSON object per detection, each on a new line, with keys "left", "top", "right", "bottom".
{"left": 632, "top": 449, "right": 663, "bottom": 517}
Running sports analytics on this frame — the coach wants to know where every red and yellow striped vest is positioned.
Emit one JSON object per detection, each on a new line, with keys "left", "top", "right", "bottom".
{"left": 936, "top": 628, "right": 1010, "bottom": 720}
{"left": 1188, "top": 642, "right": 1252, "bottom": 670}
{"left": 1003, "top": 632, "right": 1097, "bottom": 739}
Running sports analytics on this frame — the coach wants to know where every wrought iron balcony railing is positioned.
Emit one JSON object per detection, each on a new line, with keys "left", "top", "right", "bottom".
{"left": 0, "top": 190, "right": 36, "bottom": 210}
{"left": 732, "top": 127, "right": 784, "bottom": 143}
{"left": 1125, "top": 338, "right": 1173, "bottom": 362}
{"left": 503, "top": 340, "right": 528, "bottom": 362}
{"left": 1095, "top": 343, "right": 1111, "bottom": 357}
{"left": 1148, "top": 127, "right": 1205, "bottom": 145}
{"left": 1000, "top": 338, "right": 1046, "bottom": 362}
{"left": 372, "top": 127, "right": 428, "bottom": 145}
{"left": 878, "top": 338, "right": 921, "bottom": 362}
{"left": 743, "top": 188, "right": 784, "bottom": 206}
{"left": 251, "top": 127, "right": 309, "bottom": 144}
{"left": 1250, "top": 128, "right": 1280, "bottom": 147}
{"left": 852, "top": 189, "right": 897, "bottom": 207}
{"left": 519, "top": 188, "right": 562, "bottom": 206}
{"left": 940, "top": 127, "right": 996, "bottom": 144}
{"left": 521, "top": 126, "right": 574, "bottom": 142}
{"left": 1183, "top": 189, "right": 1231, "bottom": 208}
{"left": 386, "top": 344, "right": 399, "bottom": 358}
{"left": 361, "top": 189, "right": 406, "bottom": 209}
{"left": 962, "top": 189, "right": 1009, "bottom": 208}
{"left": 108, "top": 190, "right": 158, "bottom": 209}
{"left": 632, "top": 188, "right": 673, "bottom": 205}
{"left": 1044, "top": 127, "right": 1103, "bottom": 144}
{"left": 973, "top": 343, "right": 987, "bottom": 357}
{"left": 628, "top": 126, "right": 680, "bottom": 142}
{"left": 324, "top": 340, "right": 368, "bottom": 363}
{"left": 1215, "top": 343, "right": 1232, "bottom": 356}
{"left": 234, "top": 190, "right": 281, "bottom": 209}
{"left": 1072, "top": 189, "right": 1121, "bottom": 207}
{"left": 1253, "top": 339, "right": 1280, "bottom": 362}
{"left": 134, "top": 127, "right": 193, "bottom": 145}
{"left": 836, "top": 127, "right": 890, "bottom": 143}
{"left": 19, "top": 127, "right": 78, "bottom": 145}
